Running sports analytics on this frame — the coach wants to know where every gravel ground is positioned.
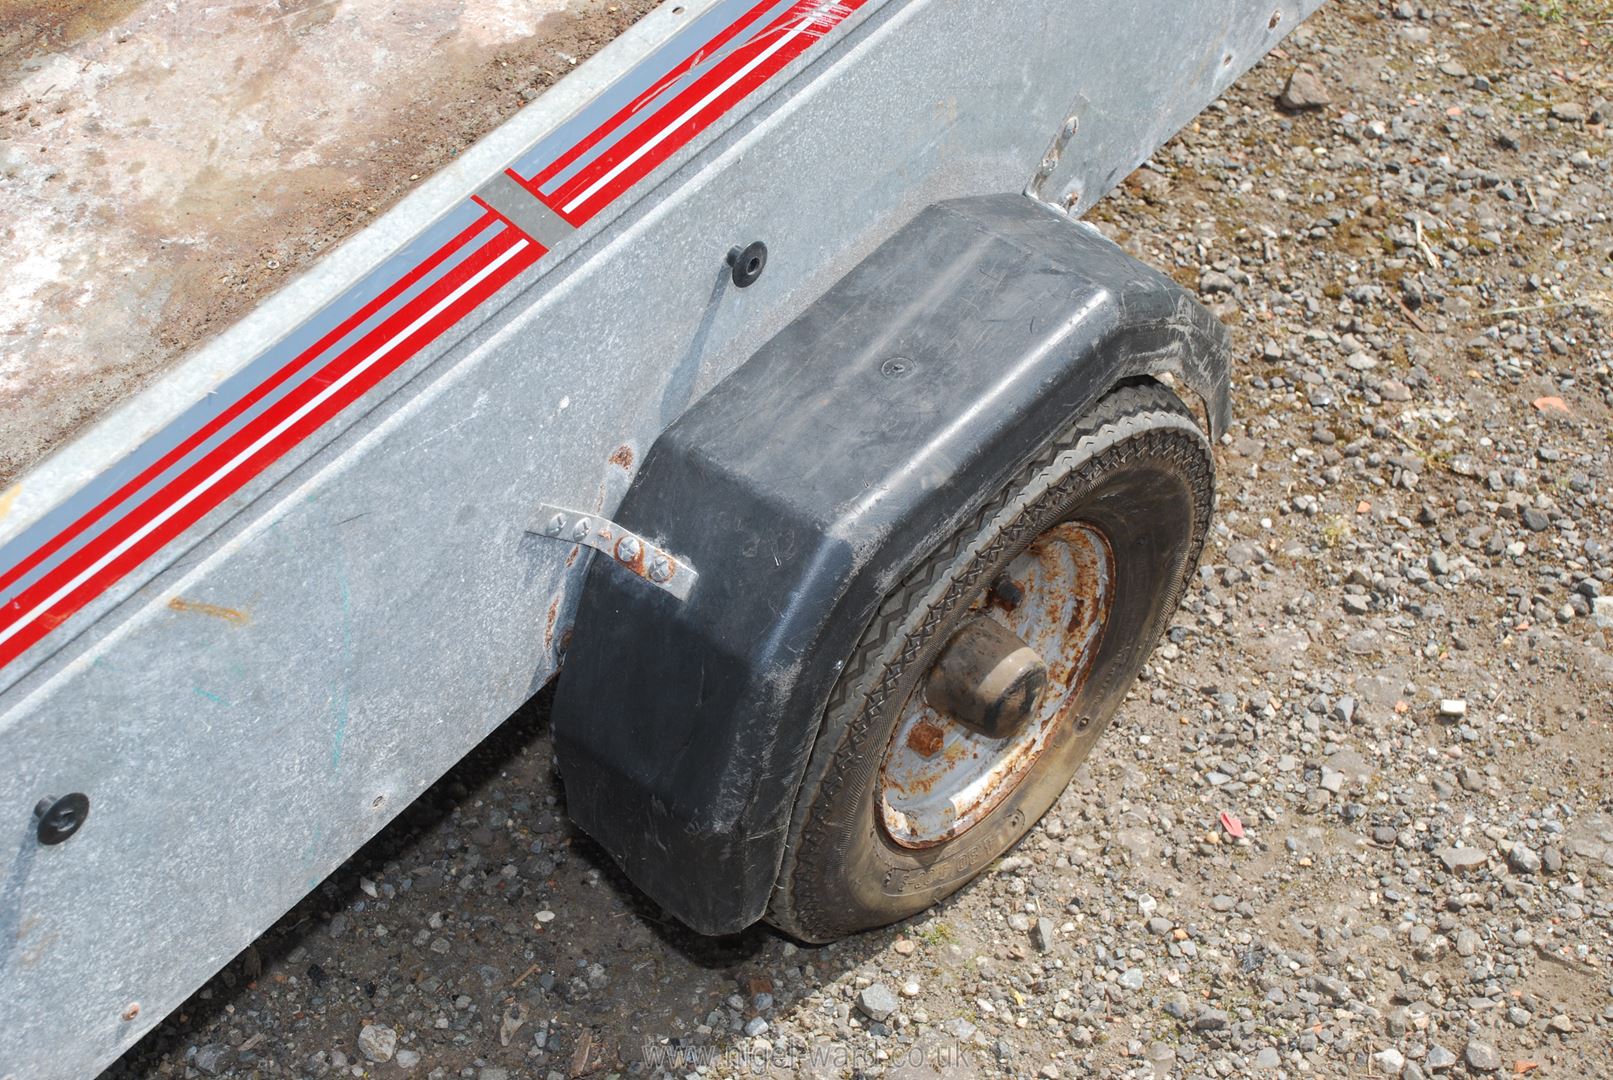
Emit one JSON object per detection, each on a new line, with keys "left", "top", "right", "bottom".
{"left": 101, "top": 1, "right": 1612, "bottom": 1077}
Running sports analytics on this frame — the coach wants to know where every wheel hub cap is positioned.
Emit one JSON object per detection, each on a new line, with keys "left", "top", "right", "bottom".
{"left": 923, "top": 615, "right": 1049, "bottom": 740}
{"left": 878, "top": 521, "right": 1115, "bottom": 849}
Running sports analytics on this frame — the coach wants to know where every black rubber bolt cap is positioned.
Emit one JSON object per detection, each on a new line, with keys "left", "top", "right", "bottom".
{"left": 726, "top": 241, "right": 767, "bottom": 288}
{"left": 34, "top": 792, "right": 90, "bottom": 845}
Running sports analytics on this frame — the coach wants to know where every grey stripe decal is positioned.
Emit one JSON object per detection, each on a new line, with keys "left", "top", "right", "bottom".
{"left": 475, "top": 173, "right": 576, "bottom": 249}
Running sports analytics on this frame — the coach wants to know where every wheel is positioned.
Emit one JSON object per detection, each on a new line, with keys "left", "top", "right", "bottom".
{"left": 766, "top": 381, "right": 1215, "bottom": 942}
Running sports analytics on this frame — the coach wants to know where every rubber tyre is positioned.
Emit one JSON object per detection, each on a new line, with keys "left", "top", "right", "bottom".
{"left": 766, "top": 382, "right": 1215, "bottom": 942}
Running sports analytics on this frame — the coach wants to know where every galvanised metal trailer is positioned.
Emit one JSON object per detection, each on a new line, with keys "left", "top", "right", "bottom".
{"left": 0, "top": 1, "right": 1322, "bottom": 1075}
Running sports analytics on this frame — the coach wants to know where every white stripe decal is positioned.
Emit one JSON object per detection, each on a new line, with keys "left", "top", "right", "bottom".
{"left": 561, "top": 1, "right": 837, "bottom": 215}
{"left": 0, "top": 239, "right": 530, "bottom": 651}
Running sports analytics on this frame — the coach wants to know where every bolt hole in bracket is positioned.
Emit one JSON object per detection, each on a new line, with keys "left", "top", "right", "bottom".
{"left": 533, "top": 503, "right": 698, "bottom": 602}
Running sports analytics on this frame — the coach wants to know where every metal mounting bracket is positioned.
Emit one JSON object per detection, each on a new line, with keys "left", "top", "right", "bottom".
{"left": 533, "top": 503, "right": 698, "bottom": 601}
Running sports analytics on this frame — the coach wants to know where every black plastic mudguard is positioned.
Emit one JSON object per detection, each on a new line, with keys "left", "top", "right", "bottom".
{"left": 550, "top": 194, "right": 1230, "bottom": 934}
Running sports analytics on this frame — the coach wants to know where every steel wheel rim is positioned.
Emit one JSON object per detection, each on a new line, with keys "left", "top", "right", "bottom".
{"left": 877, "top": 521, "right": 1115, "bottom": 849}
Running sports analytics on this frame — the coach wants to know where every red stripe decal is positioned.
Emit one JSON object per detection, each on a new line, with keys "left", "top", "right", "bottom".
{"left": 521, "top": 0, "right": 783, "bottom": 198}
{"left": 0, "top": 230, "right": 538, "bottom": 670}
{"left": 0, "top": 209, "right": 499, "bottom": 603}
{"left": 553, "top": 1, "right": 865, "bottom": 223}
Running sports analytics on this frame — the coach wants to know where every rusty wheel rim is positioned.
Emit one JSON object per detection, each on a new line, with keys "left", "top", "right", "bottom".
{"left": 877, "top": 521, "right": 1115, "bottom": 849}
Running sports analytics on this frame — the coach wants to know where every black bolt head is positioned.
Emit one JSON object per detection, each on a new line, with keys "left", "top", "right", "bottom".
{"left": 726, "top": 241, "right": 767, "bottom": 288}
{"left": 34, "top": 792, "right": 90, "bottom": 845}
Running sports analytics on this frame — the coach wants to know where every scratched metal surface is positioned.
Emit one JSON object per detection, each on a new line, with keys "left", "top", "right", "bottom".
{"left": 0, "top": 0, "right": 1322, "bottom": 1076}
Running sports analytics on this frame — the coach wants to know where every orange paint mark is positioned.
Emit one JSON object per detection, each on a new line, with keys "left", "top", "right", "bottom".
{"left": 168, "top": 597, "right": 249, "bottom": 625}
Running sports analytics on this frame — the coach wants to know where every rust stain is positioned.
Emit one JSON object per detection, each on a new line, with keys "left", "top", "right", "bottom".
{"left": 168, "top": 597, "right": 250, "bottom": 625}
{"left": 543, "top": 595, "right": 561, "bottom": 651}
{"left": 902, "top": 773, "right": 941, "bottom": 797}
{"left": 1058, "top": 524, "right": 1116, "bottom": 699}
{"left": 905, "top": 720, "right": 945, "bottom": 758}
{"left": 608, "top": 444, "right": 635, "bottom": 469}
{"left": 20, "top": 929, "right": 60, "bottom": 968}
{"left": 1065, "top": 596, "right": 1087, "bottom": 633}
{"left": 988, "top": 576, "right": 1025, "bottom": 614}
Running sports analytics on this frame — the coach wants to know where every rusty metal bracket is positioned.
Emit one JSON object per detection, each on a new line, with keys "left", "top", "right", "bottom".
{"left": 533, "top": 503, "right": 698, "bottom": 602}
{"left": 1023, "top": 93, "right": 1088, "bottom": 214}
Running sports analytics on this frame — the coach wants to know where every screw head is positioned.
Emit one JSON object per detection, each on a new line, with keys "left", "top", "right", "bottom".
{"left": 34, "top": 792, "right": 90, "bottom": 846}
{"left": 725, "top": 241, "right": 768, "bottom": 288}
{"left": 648, "top": 554, "right": 674, "bottom": 583}
{"left": 616, "top": 536, "right": 642, "bottom": 564}
{"left": 546, "top": 513, "right": 567, "bottom": 535}
{"left": 570, "top": 517, "right": 593, "bottom": 541}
